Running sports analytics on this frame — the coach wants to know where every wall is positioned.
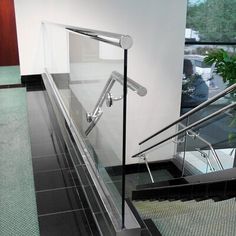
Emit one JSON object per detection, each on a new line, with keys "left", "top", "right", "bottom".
{"left": 14, "top": 0, "right": 187, "bottom": 164}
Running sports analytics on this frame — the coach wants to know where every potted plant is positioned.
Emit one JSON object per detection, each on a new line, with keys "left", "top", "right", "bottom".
{"left": 204, "top": 49, "right": 236, "bottom": 86}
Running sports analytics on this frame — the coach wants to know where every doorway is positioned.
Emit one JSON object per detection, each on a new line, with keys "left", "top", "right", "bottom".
{"left": 0, "top": 0, "right": 21, "bottom": 85}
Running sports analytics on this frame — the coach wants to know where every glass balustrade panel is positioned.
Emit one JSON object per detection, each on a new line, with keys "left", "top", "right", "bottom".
{"left": 43, "top": 23, "right": 126, "bottom": 222}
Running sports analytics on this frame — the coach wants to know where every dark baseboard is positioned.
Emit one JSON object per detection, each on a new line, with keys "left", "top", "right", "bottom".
{"left": 125, "top": 198, "right": 147, "bottom": 229}
{"left": 0, "top": 84, "right": 24, "bottom": 89}
{"left": 21, "top": 74, "right": 45, "bottom": 91}
{"left": 143, "top": 219, "right": 162, "bottom": 236}
{"left": 126, "top": 198, "right": 160, "bottom": 236}
{"left": 106, "top": 160, "right": 182, "bottom": 179}
{"left": 132, "top": 176, "right": 236, "bottom": 201}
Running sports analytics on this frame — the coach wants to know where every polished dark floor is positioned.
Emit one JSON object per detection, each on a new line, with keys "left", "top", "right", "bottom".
{"left": 27, "top": 91, "right": 100, "bottom": 236}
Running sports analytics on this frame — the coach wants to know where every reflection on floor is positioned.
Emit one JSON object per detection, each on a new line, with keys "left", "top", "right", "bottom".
{"left": 27, "top": 91, "right": 100, "bottom": 236}
{"left": 0, "top": 88, "right": 39, "bottom": 236}
{"left": 106, "top": 163, "right": 176, "bottom": 198}
{"left": 0, "top": 66, "right": 21, "bottom": 85}
{"left": 179, "top": 148, "right": 235, "bottom": 175}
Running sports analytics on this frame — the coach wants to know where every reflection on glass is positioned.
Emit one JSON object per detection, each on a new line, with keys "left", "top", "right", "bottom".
{"left": 43, "top": 23, "right": 126, "bottom": 220}
{"left": 180, "top": 106, "right": 236, "bottom": 174}
{"left": 181, "top": 58, "right": 209, "bottom": 109}
{"left": 136, "top": 104, "right": 236, "bottom": 182}
{"left": 68, "top": 33, "right": 124, "bottom": 167}
{"left": 70, "top": 34, "right": 124, "bottom": 215}
{"left": 180, "top": 130, "right": 214, "bottom": 175}
{"left": 181, "top": 45, "right": 236, "bottom": 118}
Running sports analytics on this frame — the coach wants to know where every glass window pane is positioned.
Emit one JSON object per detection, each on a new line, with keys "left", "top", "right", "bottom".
{"left": 186, "top": 0, "right": 236, "bottom": 42}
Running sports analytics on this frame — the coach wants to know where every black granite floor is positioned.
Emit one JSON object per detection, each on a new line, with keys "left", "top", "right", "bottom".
{"left": 27, "top": 91, "right": 100, "bottom": 236}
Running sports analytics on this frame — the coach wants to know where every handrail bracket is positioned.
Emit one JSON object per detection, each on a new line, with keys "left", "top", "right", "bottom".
{"left": 85, "top": 71, "right": 147, "bottom": 135}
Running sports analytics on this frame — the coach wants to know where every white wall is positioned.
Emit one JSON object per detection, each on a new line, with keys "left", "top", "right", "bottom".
{"left": 14, "top": 0, "right": 187, "bottom": 164}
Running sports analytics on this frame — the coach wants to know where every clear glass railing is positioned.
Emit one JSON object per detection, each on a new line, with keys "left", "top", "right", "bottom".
{"left": 140, "top": 82, "right": 236, "bottom": 148}
{"left": 42, "top": 22, "right": 134, "bottom": 229}
{"left": 133, "top": 91, "right": 236, "bottom": 189}
{"left": 187, "top": 106, "right": 236, "bottom": 171}
{"left": 182, "top": 91, "right": 233, "bottom": 126}
{"left": 178, "top": 125, "right": 223, "bottom": 176}
{"left": 133, "top": 101, "right": 236, "bottom": 186}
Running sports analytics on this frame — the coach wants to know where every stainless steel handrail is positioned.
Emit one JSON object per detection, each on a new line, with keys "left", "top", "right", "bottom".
{"left": 112, "top": 71, "right": 147, "bottom": 96}
{"left": 139, "top": 82, "right": 236, "bottom": 145}
{"left": 85, "top": 71, "right": 147, "bottom": 135}
{"left": 67, "top": 29, "right": 133, "bottom": 49}
{"left": 42, "top": 21, "right": 133, "bottom": 49}
{"left": 180, "top": 123, "right": 223, "bottom": 170}
{"left": 230, "top": 148, "right": 235, "bottom": 156}
{"left": 133, "top": 102, "right": 236, "bottom": 158}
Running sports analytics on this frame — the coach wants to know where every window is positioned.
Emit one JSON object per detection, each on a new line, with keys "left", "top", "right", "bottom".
{"left": 186, "top": 0, "right": 236, "bottom": 43}
{"left": 181, "top": 0, "right": 236, "bottom": 113}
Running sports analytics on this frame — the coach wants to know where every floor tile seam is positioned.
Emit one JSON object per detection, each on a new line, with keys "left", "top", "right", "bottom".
{"left": 65, "top": 150, "right": 85, "bottom": 168}
{"left": 36, "top": 185, "right": 82, "bottom": 193}
{"left": 30, "top": 104, "right": 103, "bottom": 229}
{"left": 71, "top": 168, "right": 90, "bottom": 187}
{"left": 30, "top": 139, "right": 60, "bottom": 146}
{"left": 69, "top": 158, "right": 92, "bottom": 186}
{"left": 56, "top": 146, "right": 91, "bottom": 210}
{"left": 78, "top": 182, "right": 95, "bottom": 188}
{"left": 51, "top": 137, "right": 72, "bottom": 159}
{"left": 38, "top": 208, "right": 90, "bottom": 217}
{"left": 102, "top": 179, "right": 123, "bottom": 184}
{"left": 32, "top": 152, "right": 68, "bottom": 159}
{"left": 91, "top": 212, "right": 113, "bottom": 236}
{"left": 75, "top": 182, "right": 97, "bottom": 210}
{"left": 69, "top": 175, "right": 86, "bottom": 202}
{"left": 29, "top": 136, "right": 54, "bottom": 143}
{"left": 33, "top": 167, "right": 71, "bottom": 174}
{"left": 58, "top": 132, "right": 85, "bottom": 165}
{"left": 54, "top": 133, "right": 72, "bottom": 156}
{"left": 70, "top": 168, "right": 94, "bottom": 192}
{"left": 52, "top": 133, "right": 77, "bottom": 156}
{"left": 92, "top": 210, "right": 116, "bottom": 235}
{"left": 92, "top": 209, "right": 109, "bottom": 216}
{"left": 29, "top": 104, "right": 100, "bottom": 233}
{"left": 71, "top": 186, "right": 106, "bottom": 214}
{"left": 78, "top": 208, "right": 96, "bottom": 236}
{"left": 32, "top": 131, "right": 95, "bottom": 218}
{"left": 74, "top": 163, "right": 89, "bottom": 168}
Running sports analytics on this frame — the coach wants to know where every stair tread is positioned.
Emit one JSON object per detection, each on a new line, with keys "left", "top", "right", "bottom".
{"left": 134, "top": 197, "right": 236, "bottom": 236}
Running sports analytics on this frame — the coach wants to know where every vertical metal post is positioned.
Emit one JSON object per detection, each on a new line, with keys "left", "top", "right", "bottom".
{"left": 206, "top": 150, "right": 210, "bottom": 173}
{"left": 232, "top": 148, "right": 236, "bottom": 168}
{"left": 181, "top": 117, "right": 189, "bottom": 177}
{"left": 142, "top": 155, "right": 154, "bottom": 183}
{"left": 121, "top": 49, "right": 128, "bottom": 229}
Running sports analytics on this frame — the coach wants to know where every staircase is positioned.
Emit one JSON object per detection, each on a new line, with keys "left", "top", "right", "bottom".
{"left": 130, "top": 169, "right": 236, "bottom": 235}
{"left": 133, "top": 197, "right": 236, "bottom": 236}
{"left": 129, "top": 83, "right": 236, "bottom": 235}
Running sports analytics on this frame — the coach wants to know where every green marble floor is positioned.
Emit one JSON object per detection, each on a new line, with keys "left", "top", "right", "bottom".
{"left": 0, "top": 88, "right": 39, "bottom": 236}
{"left": 0, "top": 66, "right": 21, "bottom": 85}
